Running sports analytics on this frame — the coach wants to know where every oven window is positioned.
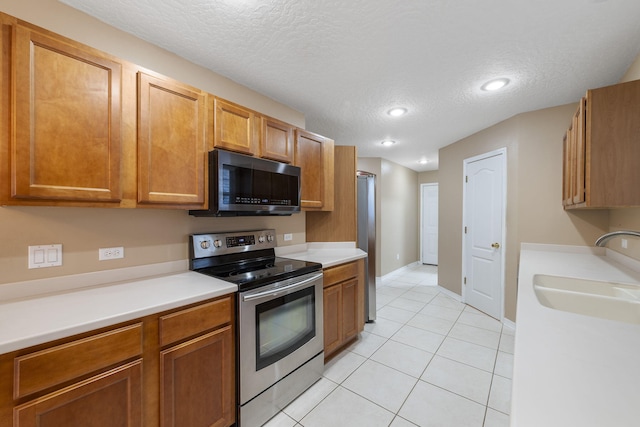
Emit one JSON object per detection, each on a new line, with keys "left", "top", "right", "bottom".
{"left": 255, "top": 286, "right": 315, "bottom": 370}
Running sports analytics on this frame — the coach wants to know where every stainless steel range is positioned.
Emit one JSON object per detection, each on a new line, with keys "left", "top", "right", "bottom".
{"left": 189, "top": 229, "right": 324, "bottom": 427}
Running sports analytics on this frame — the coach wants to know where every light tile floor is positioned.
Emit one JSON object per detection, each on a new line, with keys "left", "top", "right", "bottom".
{"left": 264, "top": 264, "right": 515, "bottom": 427}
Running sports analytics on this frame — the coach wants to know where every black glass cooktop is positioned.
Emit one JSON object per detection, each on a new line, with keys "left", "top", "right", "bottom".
{"left": 195, "top": 256, "right": 322, "bottom": 291}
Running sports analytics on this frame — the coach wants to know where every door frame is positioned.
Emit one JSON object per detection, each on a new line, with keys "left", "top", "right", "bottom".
{"left": 420, "top": 183, "right": 439, "bottom": 265}
{"left": 461, "top": 147, "right": 507, "bottom": 320}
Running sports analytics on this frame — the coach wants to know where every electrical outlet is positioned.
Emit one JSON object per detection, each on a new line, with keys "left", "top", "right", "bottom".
{"left": 284, "top": 233, "right": 293, "bottom": 241}
{"left": 396, "top": 253, "right": 400, "bottom": 260}
{"left": 621, "top": 238, "right": 628, "bottom": 249}
{"left": 99, "top": 247, "right": 124, "bottom": 260}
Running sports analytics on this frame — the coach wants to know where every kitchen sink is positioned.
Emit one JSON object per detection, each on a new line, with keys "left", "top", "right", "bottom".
{"left": 533, "top": 274, "right": 640, "bottom": 324}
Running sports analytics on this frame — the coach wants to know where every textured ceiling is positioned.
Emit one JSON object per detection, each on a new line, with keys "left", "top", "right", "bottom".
{"left": 61, "top": 0, "right": 640, "bottom": 171}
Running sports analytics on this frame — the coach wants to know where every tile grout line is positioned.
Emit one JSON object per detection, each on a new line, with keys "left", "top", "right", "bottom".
{"left": 273, "top": 267, "right": 510, "bottom": 427}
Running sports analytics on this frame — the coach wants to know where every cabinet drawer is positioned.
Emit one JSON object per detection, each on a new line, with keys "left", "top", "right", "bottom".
{"left": 14, "top": 323, "right": 143, "bottom": 399}
{"left": 159, "top": 296, "right": 232, "bottom": 347}
{"left": 14, "top": 359, "right": 143, "bottom": 427}
{"left": 323, "top": 261, "right": 359, "bottom": 288}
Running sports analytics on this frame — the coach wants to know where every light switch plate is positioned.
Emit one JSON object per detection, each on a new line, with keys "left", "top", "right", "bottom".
{"left": 28, "top": 244, "right": 62, "bottom": 269}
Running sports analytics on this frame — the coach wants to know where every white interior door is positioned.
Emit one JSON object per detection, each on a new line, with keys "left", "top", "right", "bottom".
{"left": 421, "top": 183, "right": 438, "bottom": 265}
{"left": 463, "top": 149, "right": 506, "bottom": 319}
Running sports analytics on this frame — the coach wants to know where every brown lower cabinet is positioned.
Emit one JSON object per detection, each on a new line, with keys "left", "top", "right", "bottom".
{"left": 323, "top": 259, "right": 365, "bottom": 359}
{"left": 0, "top": 294, "right": 235, "bottom": 427}
{"left": 13, "top": 360, "right": 143, "bottom": 427}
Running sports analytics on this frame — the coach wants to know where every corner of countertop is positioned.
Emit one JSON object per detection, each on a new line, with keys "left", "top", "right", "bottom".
{"left": 275, "top": 241, "right": 357, "bottom": 256}
{"left": 520, "top": 242, "right": 605, "bottom": 255}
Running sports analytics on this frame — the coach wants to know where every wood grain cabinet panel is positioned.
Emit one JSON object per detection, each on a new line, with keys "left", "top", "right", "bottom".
{"left": 14, "top": 324, "right": 142, "bottom": 399}
{"left": 306, "top": 146, "right": 357, "bottom": 242}
{"left": 294, "top": 129, "right": 334, "bottom": 211}
{"left": 160, "top": 326, "right": 234, "bottom": 427}
{"left": 341, "top": 279, "right": 359, "bottom": 340}
{"left": 322, "top": 259, "right": 365, "bottom": 359}
{"left": 322, "top": 284, "right": 343, "bottom": 357}
{"left": 563, "top": 80, "right": 640, "bottom": 208}
{"left": 260, "top": 116, "right": 294, "bottom": 163}
{"left": 10, "top": 23, "right": 122, "bottom": 202}
{"left": 14, "top": 360, "right": 142, "bottom": 427}
{"left": 212, "top": 97, "right": 259, "bottom": 155}
{"left": 137, "top": 71, "right": 206, "bottom": 208}
{"left": 159, "top": 296, "right": 232, "bottom": 347}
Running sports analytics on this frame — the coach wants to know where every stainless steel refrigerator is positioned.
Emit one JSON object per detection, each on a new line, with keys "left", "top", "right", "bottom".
{"left": 357, "top": 172, "right": 376, "bottom": 322}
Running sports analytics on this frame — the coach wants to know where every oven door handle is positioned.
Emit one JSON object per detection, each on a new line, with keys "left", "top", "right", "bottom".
{"left": 242, "top": 273, "right": 323, "bottom": 302}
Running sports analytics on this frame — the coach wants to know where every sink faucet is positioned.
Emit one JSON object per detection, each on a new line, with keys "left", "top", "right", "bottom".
{"left": 595, "top": 230, "right": 640, "bottom": 247}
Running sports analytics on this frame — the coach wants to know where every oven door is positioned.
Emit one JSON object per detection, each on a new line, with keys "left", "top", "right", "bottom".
{"left": 238, "top": 271, "right": 324, "bottom": 405}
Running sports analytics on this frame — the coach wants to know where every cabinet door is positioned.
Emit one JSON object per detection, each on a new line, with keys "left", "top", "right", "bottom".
{"left": 323, "top": 284, "right": 342, "bottom": 358}
{"left": 294, "top": 129, "right": 334, "bottom": 211}
{"left": 572, "top": 99, "right": 586, "bottom": 205}
{"left": 11, "top": 25, "right": 122, "bottom": 202}
{"left": 562, "top": 133, "right": 571, "bottom": 207}
{"left": 213, "top": 98, "right": 259, "bottom": 155}
{"left": 137, "top": 71, "right": 206, "bottom": 207}
{"left": 160, "top": 325, "right": 234, "bottom": 427}
{"left": 261, "top": 117, "right": 294, "bottom": 163}
{"left": 14, "top": 360, "right": 142, "bottom": 427}
{"left": 341, "top": 278, "right": 359, "bottom": 341}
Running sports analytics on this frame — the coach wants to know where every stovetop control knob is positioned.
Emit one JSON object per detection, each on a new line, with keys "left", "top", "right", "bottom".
{"left": 200, "top": 240, "right": 210, "bottom": 250}
{"left": 213, "top": 239, "right": 223, "bottom": 248}
{"left": 267, "top": 234, "right": 274, "bottom": 242}
{"left": 258, "top": 236, "right": 265, "bottom": 243}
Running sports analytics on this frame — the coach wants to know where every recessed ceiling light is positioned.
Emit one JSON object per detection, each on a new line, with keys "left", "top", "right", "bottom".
{"left": 418, "top": 159, "right": 428, "bottom": 165}
{"left": 481, "top": 78, "right": 510, "bottom": 91}
{"left": 387, "top": 107, "right": 407, "bottom": 117}
{"left": 381, "top": 140, "right": 396, "bottom": 146}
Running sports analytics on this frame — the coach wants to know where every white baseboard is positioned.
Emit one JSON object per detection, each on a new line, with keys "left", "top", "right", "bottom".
{"left": 379, "top": 261, "right": 422, "bottom": 282}
{"left": 436, "top": 285, "right": 462, "bottom": 301}
{"left": 502, "top": 318, "right": 516, "bottom": 330}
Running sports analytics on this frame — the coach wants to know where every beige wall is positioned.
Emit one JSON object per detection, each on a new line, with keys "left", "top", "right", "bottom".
{"left": 0, "top": 0, "right": 307, "bottom": 285}
{"left": 439, "top": 116, "right": 519, "bottom": 320}
{"left": 380, "top": 159, "right": 419, "bottom": 274}
{"left": 357, "top": 158, "right": 420, "bottom": 277}
{"left": 418, "top": 170, "right": 439, "bottom": 184}
{"left": 438, "top": 103, "right": 610, "bottom": 321}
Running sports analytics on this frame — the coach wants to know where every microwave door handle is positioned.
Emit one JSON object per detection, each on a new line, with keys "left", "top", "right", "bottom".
{"left": 242, "top": 273, "right": 323, "bottom": 302}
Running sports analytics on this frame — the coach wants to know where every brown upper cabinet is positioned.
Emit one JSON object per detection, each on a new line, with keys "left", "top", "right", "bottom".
{"left": 137, "top": 71, "right": 206, "bottom": 208}
{"left": 212, "top": 97, "right": 295, "bottom": 164}
{"left": 0, "top": 14, "right": 207, "bottom": 209}
{"left": 0, "top": 12, "right": 335, "bottom": 212}
{"left": 563, "top": 80, "right": 640, "bottom": 209}
{"left": 295, "top": 129, "right": 335, "bottom": 211}
{"left": 212, "top": 97, "right": 260, "bottom": 155}
{"left": 8, "top": 21, "right": 122, "bottom": 203}
{"left": 260, "top": 116, "right": 295, "bottom": 163}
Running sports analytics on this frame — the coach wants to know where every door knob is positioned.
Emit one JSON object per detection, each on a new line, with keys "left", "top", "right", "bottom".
{"left": 491, "top": 242, "right": 500, "bottom": 249}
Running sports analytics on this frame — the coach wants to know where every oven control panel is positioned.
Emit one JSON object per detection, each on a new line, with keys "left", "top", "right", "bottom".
{"left": 190, "top": 229, "right": 277, "bottom": 258}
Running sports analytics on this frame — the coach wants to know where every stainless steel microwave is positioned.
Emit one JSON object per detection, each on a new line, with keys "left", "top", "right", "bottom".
{"left": 190, "top": 149, "right": 301, "bottom": 217}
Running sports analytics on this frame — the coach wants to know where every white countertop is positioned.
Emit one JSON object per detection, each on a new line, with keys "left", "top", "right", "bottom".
{"left": 276, "top": 242, "right": 367, "bottom": 268}
{"left": 0, "top": 243, "right": 365, "bottom": 355}
{"left": 512, "top": 243, "right": 640, "bottom": 427}
{"left": 0, "top": 268, "right": 236, "bottom": 355}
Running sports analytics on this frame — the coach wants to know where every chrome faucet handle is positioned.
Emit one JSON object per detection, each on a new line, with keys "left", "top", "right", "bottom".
{"left": 595, "top": 230, "right": 640, "bottom": 247}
